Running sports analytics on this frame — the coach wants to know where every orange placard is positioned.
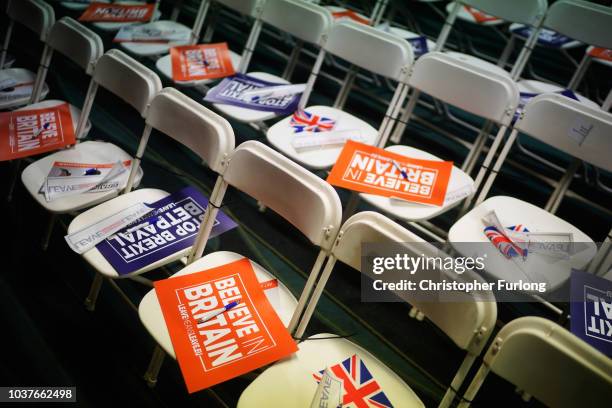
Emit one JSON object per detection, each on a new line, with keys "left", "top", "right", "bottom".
{"left": 588, "top": 47, "right": 612, "bottom": 62}
{"left": 0, "top": 103, "right": 76, "bottom": 161}
{"left": 170, "top": 43, "right": 235, "bottom": 82}
{"left": 464, "top": 6, "right": 500, "bottom": 24}
{"left": 332, "top": 9, "right": 371, "bottom": 25}
{"left": 78, "top": 2, "right": 155, "bottom": 22}
{"left": 327, "top": 141, "right": 453, "bottom": 206}
{"left": 154, "top": 258, "right": 297, "bottom": 393}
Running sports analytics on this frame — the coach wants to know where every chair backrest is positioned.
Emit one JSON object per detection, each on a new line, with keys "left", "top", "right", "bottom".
{"left": 517, "top": 94, "right": 612, "bottom": 172}
{"left": 333, "top": 211, "right": 497, "bottom": 355}
{"left": 93, "top": 49, "right": 162, "bottom": 117}
{"left": 46, "top": 17, "right": 103, "bottom": 75}
{"left": 146, "top": 88, "right": 235, "bottom": 174}
{"left": 409, "top": 52, "right": 519, "bottom": 125}
{"left": 324, "top": 20, "right": 413, "bottom": 81}
{"left": 215, "top": 0, "right": 261, "bottom": 17}
{"left": 544, "top": 0, "right": 612, "bottom": 49}
{"left": 7, "top": 0, "right": 55, "bottom": 41}
{"left": 261, "top": 0, "right": 332, "bottom": 45}
{"left": 461, "top": 0, "right": 547, "bottom": 26}
{"left": 222, "top": 141, "right": 342, "bottom": 251}
{"left": 479, "top": 316, "right": 612, "bottom": 408}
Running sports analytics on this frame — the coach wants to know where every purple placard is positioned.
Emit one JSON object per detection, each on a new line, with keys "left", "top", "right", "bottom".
{"left": 96, "top": 186, "right": 237, "bottom": 275}
{"left": 407, "top": 36, "right": 429, "bottom": 58}
{"left": 513, "top": 89, "right": 578, "bottom": 124}
{"left": 511, "top": 26, "right": 574, "bottom": 48}
{"left": 204, "top": 73, "right": 300, "bottom": 115}
{"left": 570, "top": 269, "right": 612, "bottom": 356}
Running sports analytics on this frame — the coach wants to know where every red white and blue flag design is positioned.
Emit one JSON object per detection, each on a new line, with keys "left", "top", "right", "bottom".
{"left": 290, "top": 110, "right": 336, "bottom": 133}
{"left": 313, "top": 354, "right": 393, "bottom": 408}
{"left": 484, "top": 225, "right": 529, "bottom": 259}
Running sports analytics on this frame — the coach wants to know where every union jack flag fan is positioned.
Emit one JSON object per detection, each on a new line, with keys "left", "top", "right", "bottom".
{"left": 313, "top": 354, "right": 394, "bottom": 408}
{"left": 290, "top": 110, "right": 336, "bottom": 133}
{"left": 484, "top": 224, "right": 529, "bottom": 259}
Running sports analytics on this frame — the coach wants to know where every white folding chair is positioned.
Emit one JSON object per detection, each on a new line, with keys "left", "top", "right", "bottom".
{"left": 67, "top": 87, "right": 235, "bottom": 314}
{"left": 450, "top": 94, "right": 609, "bottom": 299}
{"left": 515, "top": 1, "right": 612, "bottom": 108}
{"left": 0, "top": 0, "right": 54, "bottom": 110}
{"left": 137, "top": 140, "right": 342, "bottom": 386}
{"left": 355, "top": 52, "right": 519, "bottom": 228}
{"left": 119, "top": 0, "right": 210, "bottom": 57}
{"left": 458, "top": 316, "right": 612, "bottom": 408}
{"left": 22, "top": 48, "right": 160, "bottom": 219}
{"left": 210, "top": 0, "right": 333, "bottom": 126}
{"left": 267, "top": 19, "right": 413, "bottom": 170}
{"left": 89, "top": 0, "right": 162, "bottom": 33}
{"left": 389, "top": 0, "right": 548, "bottom": 148}
{"left": 239, "top": 211, "right": 497, "bottom": 408}
{"left": 154, "top": 0, "right": 261, "bottom": 87}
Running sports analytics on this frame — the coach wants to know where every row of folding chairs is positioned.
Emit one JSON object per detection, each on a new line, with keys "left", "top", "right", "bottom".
{"left": 1, "top": 1, "right": 611, "bottom": 406}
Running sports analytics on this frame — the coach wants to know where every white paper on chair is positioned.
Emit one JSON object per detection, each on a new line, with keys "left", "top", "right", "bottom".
{"left": 389, "top": 180, "right": 474, "bottom": 207}
{"left": 527, "top": 232, "right": 574, "bottom": 260}
{"left": 42, "top": 160, "right": 131, "bottom": 202}
{"left": 0, "top": 74, "right": 18, "bottom": 91}
{"left": 64, "top": 202, "right": 152, "bottom": 254}
{"left": 0, "top": 83, "right": 33, "bottom": 100}
{"left": 114, "top": 25, "right": 191, "bottom": 43}
{"left": 310, "top": 368, "right": 343, "bottom": 408}
{"left": 291, "top": 129, "right": 366, "bottom": 151}
{"left": 241, "top": 83, "right": 306, "bottom": 103}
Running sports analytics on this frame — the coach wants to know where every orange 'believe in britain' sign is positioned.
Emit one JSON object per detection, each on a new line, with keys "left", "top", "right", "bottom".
{"left": 0, "top": 103, "right": 76, "bottom": 161}
{"left": 588, "top": 47, "right": 612, "bottom": 62}
{"left": 154, "top": 258, "right": 297, "bottom": 393}
{"left": 170, "top": 43, "right": 235, "bottom": 82}
{"left": 327, "top": 140, "right": 453, "bottom": 206}
{"left": 78, "top": 2, "right": 155, "bottom": 23}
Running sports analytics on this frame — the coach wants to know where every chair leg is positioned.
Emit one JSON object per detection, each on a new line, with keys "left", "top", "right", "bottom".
{"left": 143, "top": 345, "right": 166, "bottom": 388}
{"left": 41, "top": 214, "right": 57, "bottom": 251}
{"left": 84, "top": 273, "right": 104, "bottom": 312}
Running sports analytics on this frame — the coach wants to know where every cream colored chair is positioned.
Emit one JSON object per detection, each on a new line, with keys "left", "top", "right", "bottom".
{"left": 239, "top": 211, "right": 497, "bottom": 408}
{"left": 137, "top": 140, "right": 343, "bottom": 386}
{"left": 458, "top": 316, "right": 612, "bottom": 408}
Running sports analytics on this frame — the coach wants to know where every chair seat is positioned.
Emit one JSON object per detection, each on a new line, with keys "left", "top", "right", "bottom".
{"left": 518, "top": 80, "right": 600, "bottom": 109}
{"left": 92, "top": 1, "right": 162, "bottom": 32}
{"left": 237, "top": 334, "right": 424, "bottom": 408}
{"left": 266, "top": 105, "right": 379, "bottom": 170}
{"left": 67, "top": 188, "right": 175, "bottom": 278}
{"left": 138, "top": 251, "right": 298, "bottom": 359}
{"left": 586, "top": 46, "right": 612, "bottom": 68}
{"left": 61, "top": 0, "right": 110, "bottom": 11}
{"left": 445, "top": 52, "right": 511, "bottom": 78}
{"left": 156, "top": 49, "right": 242, "bottom": 86}
{"left": 448, "top": 196, "right": 597, "bottom": 292}
{"left": 360, "top": 145, "right": 474, "bottom": 222}
{"left": 211, "top": 72, "right": 291, "bottom": 123}
{"left": 509, "top": 23, "right": 582, "bottom": 49}
{"left": 0, "top": 68, "right": 49, "bottom": 110}
{"left": 120, "top": 20, "right": 192, "bottom": 57}
{"left": 21, "top": 141, "right": 143, "bottom": 214}
{"left": 446, "top": 2, "right": 505, "bottom": 26}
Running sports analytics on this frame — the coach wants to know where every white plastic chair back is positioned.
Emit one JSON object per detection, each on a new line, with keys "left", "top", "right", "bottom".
{"left": 215, "top": 0, "right": 261, "bottom": 17}
{"left": 324, "top": 20, "right": 413, "bottom": 81}
{"left": 47, "top": 17, "right": 103, "bottom": 75}
{"left": 517, "top": 94, "right": 612, "bottom": 172}
{"left": 261, "top": 0, "right": 332, "bottom": 45}
{"left": 469, "top": 316, "right": 612, "bottom": 408}
{"left": 544, "top": 0, "right": 612, "bottom": 49}
{"left": 7, "top": 0, "right": 55, "bottom": 41}
{"left": 409, "top": 52, "right": 520, "bottom": 125}
{"left": 461, "top": 0, "right": 547, "bottom": 26}
{"left": 93, "top": 49, "right": 162, "bottom": 117}
{"left": 222, "top": 141, "right": 342, "bottom": 251}
{"left": 145, "top": 88, "right": 235, "bottom": 174}
{"left": 333, "top": 211, "right": 496, "bottom": 354}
